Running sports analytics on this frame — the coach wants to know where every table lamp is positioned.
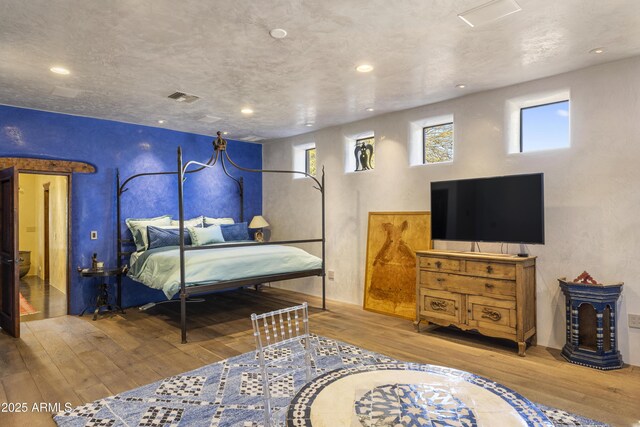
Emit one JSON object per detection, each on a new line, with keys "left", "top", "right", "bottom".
{"left": 249, "top": 215, "right": 270, "bottom": 242}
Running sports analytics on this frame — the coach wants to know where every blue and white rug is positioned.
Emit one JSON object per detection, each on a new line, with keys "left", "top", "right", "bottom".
{"left": 53, "top": 335, "right": 608, "bottom": 427}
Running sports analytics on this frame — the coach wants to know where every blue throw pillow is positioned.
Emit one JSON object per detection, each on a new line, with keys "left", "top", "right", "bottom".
{"left": 220, "top": 222, "right": 250, "bottom": 241}
{"left": 147, "top": 226, "right": 191, "bottom": 249}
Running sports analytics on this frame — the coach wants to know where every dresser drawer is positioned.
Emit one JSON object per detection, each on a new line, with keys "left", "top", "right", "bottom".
{"left": 419, "top": 256, "right": 461, "bottom": 273}
{"left": 419, "top": 289, "right": 462, "bottom": 324}
{"left": 467, "top": 295, "right": 516, "bottom": 335}
{"left": 465, "top": 260, "right": 516, "bottom": 280}
{"left": 419, "top": 271, "right": 516, "bottom": 298}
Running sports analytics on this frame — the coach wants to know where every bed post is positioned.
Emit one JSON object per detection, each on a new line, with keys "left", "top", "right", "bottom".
{"left": 321, "top": 167, "right": 326, "bottom": 310}
{"left": 177, "top": 147, "right": 188, "bottom": 344}
{"left": 116, "top": 169, "right": 122, "bottom": 309}
{"left": 239, "top": 176, "right": 244, "bottom": 223}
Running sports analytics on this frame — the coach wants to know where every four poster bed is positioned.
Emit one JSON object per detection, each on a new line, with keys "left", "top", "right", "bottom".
{"left": 116, "top": 132, "right": 326, "bottom": 343}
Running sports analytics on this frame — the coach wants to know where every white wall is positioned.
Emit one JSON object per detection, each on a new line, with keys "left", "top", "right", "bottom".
{"left": 263, "top": 56, "right": 640, "bottom": 366}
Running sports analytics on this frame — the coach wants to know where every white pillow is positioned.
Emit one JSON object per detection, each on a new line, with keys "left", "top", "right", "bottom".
{"left": 188, "top": 225, "right": 225, "bottom": 246}
{"left": 170, "top": 216, "right": 204, "bottom": 227}
{"left": 204, "top": 217, "right": 235, "bottom": 226}
{"left": 125, "top": 215, "right": 172, "bottom": 251}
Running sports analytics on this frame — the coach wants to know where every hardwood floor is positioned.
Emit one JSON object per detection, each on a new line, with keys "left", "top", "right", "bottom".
{"left": 19, "top": 276, "right": 67, "bottom": 321}
{"left": 1, "top": 287, "right": 638, "bottom": 426}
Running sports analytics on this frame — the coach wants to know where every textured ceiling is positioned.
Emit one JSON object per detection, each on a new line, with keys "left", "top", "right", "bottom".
{"left": 1, "top": 0, "right": 639, "bottom": 141}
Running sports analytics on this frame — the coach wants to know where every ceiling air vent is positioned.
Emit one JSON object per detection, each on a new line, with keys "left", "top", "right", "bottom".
{"left": 240, "top": 135, "right": 265, "bottom": 142}
{"left": 51, "top": 86, "right": 82, "bottom": 98}
{"left": 167, "top": 91, "right": 200, "bottom": 103}
{"left": 197, "top": 115, "right": 221, "bottom": 123}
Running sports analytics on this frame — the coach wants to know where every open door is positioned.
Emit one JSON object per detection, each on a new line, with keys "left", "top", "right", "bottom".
{"left": 0, "top": 167, "right": 19, "bottom": 338}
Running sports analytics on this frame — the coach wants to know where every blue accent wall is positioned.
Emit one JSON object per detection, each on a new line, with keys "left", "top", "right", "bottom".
{"left": 0, "top": 105, "right": 262, "bottom": 314}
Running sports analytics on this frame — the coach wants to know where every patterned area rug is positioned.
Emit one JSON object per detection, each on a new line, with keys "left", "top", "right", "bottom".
{"left": 53, "top": 335, "right": 608, "bottom": 427}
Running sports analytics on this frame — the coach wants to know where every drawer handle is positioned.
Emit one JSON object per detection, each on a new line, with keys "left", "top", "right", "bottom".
{"left": 485, "top": 283, "right": 494, "bottom": 289}
{"left": 430, "top": 300, "right": 448, "bottom": 311}
{"left": 435, "top": 261, "right": 442, "bottom": 269}
{"left": 481, "top": 308, "right": 502, "bottom": 321}
{"left": 436, "top": 278, "right": 445, "bottom": 282}
{"left": 486, "top": 265, "right": 494, "bottom": 274}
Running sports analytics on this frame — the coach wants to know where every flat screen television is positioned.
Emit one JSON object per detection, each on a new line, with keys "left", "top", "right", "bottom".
{"left": 430, "top": 173, "right": 544, "bottom": 244}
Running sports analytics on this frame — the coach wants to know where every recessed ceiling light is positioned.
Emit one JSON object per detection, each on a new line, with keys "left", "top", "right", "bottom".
{"left": 304, "top": 123, "right": 314, "bottom": 127}
{"left": 49, "top": 66, "right": 70, "bottom": 75}
{"left": 269, "top": 28, "right": 288, "bottom": 39}
{"left": 589, "top": 47, "right": 605, "bottom": 54}
{"left": 157, "top": 120, "right": 165, "bottom": 124}
{"left": 456, "top": 83, "right": 467, "bottom": 89}
{"left": 365, "top": 107, "right": 375, "bottom": 112}
{"left": 356, "top": 64, "right": 374, "bottom": 73}
{"left": 241, "top": 108, "right": 254, "bottom": 115}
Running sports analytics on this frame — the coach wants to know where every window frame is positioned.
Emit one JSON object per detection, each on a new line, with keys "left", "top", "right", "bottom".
{"left": 422, "top": 121, "right": 454, "bottom": 165}
{"left": 519, "top": 99, "right": 569, "bottom": 153}
{"left": 305, "top": 147, "right": 316, "bottom": 176}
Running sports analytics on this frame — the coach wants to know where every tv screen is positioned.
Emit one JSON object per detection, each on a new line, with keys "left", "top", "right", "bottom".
{"left": 431, "top": 173, "right": 544, "bottom": 244}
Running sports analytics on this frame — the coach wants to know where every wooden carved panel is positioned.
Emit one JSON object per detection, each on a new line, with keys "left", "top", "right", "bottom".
{"left": 363, "top": 211, "right": 432, "bottom": 320}
{"left": 0, "top": 158, "right": 95, "bottom": 174}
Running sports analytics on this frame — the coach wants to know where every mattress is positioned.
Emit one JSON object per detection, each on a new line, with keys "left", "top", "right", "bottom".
{"left": 127, "top": 243, "right": 322, "bottom": 299}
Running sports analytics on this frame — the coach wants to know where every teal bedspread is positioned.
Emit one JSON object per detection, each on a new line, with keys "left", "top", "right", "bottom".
{"left": 128, "top": 243, "right": 322, "bottom": 299}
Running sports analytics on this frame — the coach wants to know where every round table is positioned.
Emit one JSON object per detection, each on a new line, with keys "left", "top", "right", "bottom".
{"left": 78, "top": 266, "right": 127, "bottom": 320}
{"left": 287, "top": 363, "right": 552, "bottom": 427}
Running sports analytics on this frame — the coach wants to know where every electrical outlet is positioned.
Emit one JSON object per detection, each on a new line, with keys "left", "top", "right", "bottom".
{"left": 629, "top": 314, "right": 640, "bottom": 329}
{"left": 328, "top": 270, "right": 335, "bottom": 280}
{"left": 90, "top": 231, "right": 98, "bottom": 240}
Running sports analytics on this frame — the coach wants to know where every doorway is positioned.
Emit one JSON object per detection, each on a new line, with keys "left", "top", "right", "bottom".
{"left": 18, "top": 173, "right": 69, "bottom": 320}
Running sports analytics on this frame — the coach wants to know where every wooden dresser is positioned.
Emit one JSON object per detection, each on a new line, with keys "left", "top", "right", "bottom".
{"left": 415, "top": 250, "right": 537, "bottom": 356}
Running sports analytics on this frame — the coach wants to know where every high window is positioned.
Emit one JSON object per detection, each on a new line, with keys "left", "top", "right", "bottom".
{"left": 305, "top": 147, "right": 316, "bottom": 176}
{"left": 520, "top": 100, "right": 570, "bottom": 152}
{"left": 423, "top": 122, "right": 453, "bottom": 164}
{"left": 293, "top": 142, "right": 315, "bottom": 179}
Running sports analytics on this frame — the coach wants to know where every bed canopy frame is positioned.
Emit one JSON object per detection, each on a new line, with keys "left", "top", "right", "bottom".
{"left": 117, "top": 132, "right": 326, "bottom": 343}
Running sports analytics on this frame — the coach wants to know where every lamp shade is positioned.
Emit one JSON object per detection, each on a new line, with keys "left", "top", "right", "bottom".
{"left": 249, "top": 215, "right": 270, "bottom": 229}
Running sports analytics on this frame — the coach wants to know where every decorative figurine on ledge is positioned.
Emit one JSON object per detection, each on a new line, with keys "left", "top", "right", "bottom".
{"left": 354, "top": 139, "right": 374, "bottom": 171}
{"left": 573, "top": 270, "right": 599, "bottom": 285}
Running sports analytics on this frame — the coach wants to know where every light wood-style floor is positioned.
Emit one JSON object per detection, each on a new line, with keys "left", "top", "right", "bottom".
{"left": 1, "top": 288, "right": 638, "bottom": 427}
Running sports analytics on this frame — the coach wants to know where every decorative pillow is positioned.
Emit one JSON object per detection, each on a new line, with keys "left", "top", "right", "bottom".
{"left": 125, "top": 215, "right": 172, "bottom": 251}
{"left": 147, "top": 226, "right": 191, "bottom": 249}
{"left": 170, "top": 216, "right": 204, "bottom": 227}
{"left": 188, "top": 224, "right": 225, "bottom": 246}
{"left": 204, "top": 217, "right": 235, "bottom": 226}
{"left": 220, "top": 222, "right": 250, "bottom": 241}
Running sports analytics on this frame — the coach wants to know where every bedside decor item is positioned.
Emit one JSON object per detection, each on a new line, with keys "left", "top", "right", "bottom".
{"left": 364, "top": 212, "right": 431, "bottom": 320}
{"left": 559, "top": 277, "right": 623, "bottom": 370}
{"left": 249, "top": 215, "right": 270, "bottom": 242}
